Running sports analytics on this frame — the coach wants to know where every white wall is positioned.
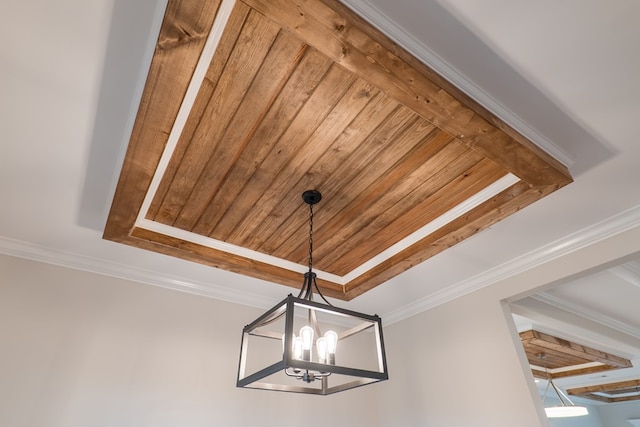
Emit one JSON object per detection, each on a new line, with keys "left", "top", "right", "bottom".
{"left": 377, "top": 281, "right": 547, "bottom": 427}
{"left": 376, "top": 225, "right": 640, "bottom": 426}
{"left": 0, "top": 255, "right": 379, "bottom": 427}
{"left": 3, "top": 225, "right": 640, "bottom": 426}
{"left": 596, "top": 401, "right": 640, "bottom": 427}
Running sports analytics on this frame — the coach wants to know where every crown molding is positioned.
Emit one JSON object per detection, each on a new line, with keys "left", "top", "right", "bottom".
{"left": 339, "top": 0, "right": 573, "bottom": 168}
{"left": 0, "top": 237, "right": 276, "bottom": 309}
{"left": 611, "top": 262, "right": 640, "bottom": 289}
{"left": 532, "top": 293, "right": 640, "bottom": 340}
{"left": 2, "top": 205, "right": 640, "bottom": 323}
{"left": 383, "top": 204, "right": 640, "bottom": 325}
{"left": 134, "top": 174, "right": 518, "bottom": 286}
{"left": 2, "top": 0, "right": 638, "bottom": 320}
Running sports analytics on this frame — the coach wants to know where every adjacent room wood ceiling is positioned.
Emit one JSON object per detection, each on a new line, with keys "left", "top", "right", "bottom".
{"left": 520, "top": 330, "right": 632, "bottom": 380}
{"left": 104, "top": 0, "right": 572, "bottom": 300}
{"left": 568, "top": 379, "right": 640, "bottom": 403}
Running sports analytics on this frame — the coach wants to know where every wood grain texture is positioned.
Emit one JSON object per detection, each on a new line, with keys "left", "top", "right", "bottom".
{"left": 105, "top": 0, "right": 574, "bottom": 300}
{"left": 241, "top": 0, "right": 572, "bottom": 186}
{"left": 105, "top": 0, "right": 223, "bottom": 239}
{"left": 519, "top": 330, "right": 632, "bottom": 380}
{"left": 568, "top": 379, "right": 640, "bottom": 403}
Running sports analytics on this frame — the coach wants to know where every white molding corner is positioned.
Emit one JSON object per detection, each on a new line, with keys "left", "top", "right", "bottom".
{"left": 3, "top": 205, "right": 640, "bottom": 325}
{"left": 383, "top": 204, "right": 640, "bottom": 325}
{"left": 0, "top": 237, "right": 276, "bottom": 310}
{"left": 339, "top": 0, "right": 573, "bottom": 168}
{"left": 611, "top": 262, "right": 640, "bottom": 289}
{"left": 532, "top": 292, "right": 640, "bottom": 340}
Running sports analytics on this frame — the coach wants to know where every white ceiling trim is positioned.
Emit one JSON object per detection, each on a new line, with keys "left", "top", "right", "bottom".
{"left": 593, "top": 391, "right": 640, "bottom": 399}
{"left": 511, "top": 297, "right": 640, "bottom": 359}
{"left": 339, "top": 0, "right": 574, "bottom": 169}
{"left": 135, "top": 0, "right": 236, "bottom": 225}
{"left": 341, "top": 173, "right": 519, "bottom": 282}
{"left": 532, "top": 292, "right": 640, "bottom": 340}
{"left": 136, "top": 174, "right": 519, "bottom": 285}
{"left": 2, "top": 206, "right": 639, "bottom": 319}
{"left": 136, "top": 217, "right": 333, "bottom": 279}
{"left": 129, "top": 0, "right": 522, "bottom": 287}
{"left": 610, "top": 263, "right": 640, "bottom": 290}
{"left": 383, "top": 203, "right": 640, "bottom": 324}
{"left": 530, "top": 362, "right": 605, "bottom": 374}
{"left": 0, "top": 236, "right": 277, "bottom": 309}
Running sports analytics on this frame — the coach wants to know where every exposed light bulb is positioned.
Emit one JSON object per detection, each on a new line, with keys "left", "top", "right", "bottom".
{"left": 316, "top": 337, "right": 327, "bottom": 363}
{"left": 292, "top": 335, "right": 303, "bottom": 360}
{"left": 325, "top": 330, "right": 338, "bottom": 365}
{"left": 299, "top": 326, "right": 314, "bottom": 361}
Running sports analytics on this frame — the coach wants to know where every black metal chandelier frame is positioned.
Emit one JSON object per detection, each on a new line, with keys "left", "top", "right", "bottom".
{"left": 236, "top": 190, "right": 388, "bottom": 395}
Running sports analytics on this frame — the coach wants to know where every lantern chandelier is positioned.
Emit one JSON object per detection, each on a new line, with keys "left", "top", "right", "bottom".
{"left": 237, "top": 190, "right": 388, "bottom": 395}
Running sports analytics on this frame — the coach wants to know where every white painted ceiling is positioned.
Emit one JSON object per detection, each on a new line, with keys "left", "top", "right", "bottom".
{"left": 1, "top": 0, "right": 640, "bottom": 399}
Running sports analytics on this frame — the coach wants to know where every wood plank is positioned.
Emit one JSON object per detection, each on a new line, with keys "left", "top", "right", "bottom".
{"left": 568, "top": 379, "right": 640, "bottom": 403}
{"left": 240, "top": 0, "right": 573, "bottom": 188}
{"left": 309, "top": 133, "right": 469, "bottom": 271}
{"left": 127, "top": 227, "right": 346, "bottom": 299}
{"left": 568, "top": 379, "right": 640, "bottom": 395}
{"left": 522, "top": 329, "right": 632, "bottom": 379}
{"left": 198, "top": 62, "right": 356, "bottom": 244}
{"left": 523, "top": 342, "right": 594, "bottom": 369}
{"left": 527, "top": 330, "right": 632, "bottom": 368}
{"left": 331, "top": 0, "right": 572, "bottom": 187}
{"left": 606, "top": 387, "right": 640, "bottom": 396}
{"left": 282, "top": 114, "right": 439, "bottom": 265}
{"left": 529, "top": 353, "right": 614, "bottom": 377}
{"left": 343, "top": 181, "right": 557, "bottom": 299}
{"left": 147, "top": 1, "right": 250, "bottom": 220}
{"left": 328, "top": 157, "right": 507, "bottom": 275}
{"left": 212, "top": 76, "right": 379, "bottom": 244}
{"left": 321, "top": 0, "right": 552, "bottom": 165}
{"left": 179, "top": 46, "right": 334, "bottom": 239}
{"left": 152, "top": 9, "right": 282, "bottom": 225}
{"left": 232, "top": 90, "right": 401, "bottom": 248}
{"left": 263, "top": 105, "right": 419, "bottom": 259}
{"left": 314, "top": 138, "right": 480, "bottom": 272}
{"left": 575, "top": 393, "right": 611, "bottom": 403}
{"left": 608, "top": 395, "right": 640, "bottom": 403}
{"left": 547, "top": 365, "right": 618, "bottom": 379}
{"left": 529, "top": 351, "right": 590, "bottom": 370}
{"left": 106, "top": 0, "right": 575, "bottom": 300}
{"left": 530, "top": 363, "right": 617, "bottom": 380}
{"left": 104, "top": 0, "right": 223, "bottom": 239}
{"left": 173, "top": 29, "right": 310, "bottom": 231}
{"left": 525, "top": 345, "right": 607, "bottom": 370}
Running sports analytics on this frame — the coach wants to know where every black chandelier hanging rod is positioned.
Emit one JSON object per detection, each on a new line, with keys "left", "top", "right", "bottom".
{"left": 297, "top": 190, "right": 332, "bottom": 306}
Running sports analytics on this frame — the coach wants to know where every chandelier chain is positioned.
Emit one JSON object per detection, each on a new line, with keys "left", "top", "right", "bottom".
{"left": 308, "top": 202, "right": 314, "bottom": 273}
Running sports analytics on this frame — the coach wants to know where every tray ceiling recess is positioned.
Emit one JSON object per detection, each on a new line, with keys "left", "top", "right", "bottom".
{"left": 568, "top": 379, "right": 640, "bottom": 403}
{"left": 104, "top": 0, "right": 572, "bottom": 300}
{"left": 520, "top": 330, "right": 632, "bottom": 380}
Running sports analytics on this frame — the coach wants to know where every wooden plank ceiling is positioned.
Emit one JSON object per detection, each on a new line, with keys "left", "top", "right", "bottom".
{"left": 568, "top": 379, "right": 640, "bottom": 403}
{"left": 104, "top": 0, "right": 572, "bottom": 300}
{"left": 519, "top": 330, "right": 638, "bottom": 405}
{"left": 519, "top": 330, "right": 632, "bottom": 380}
